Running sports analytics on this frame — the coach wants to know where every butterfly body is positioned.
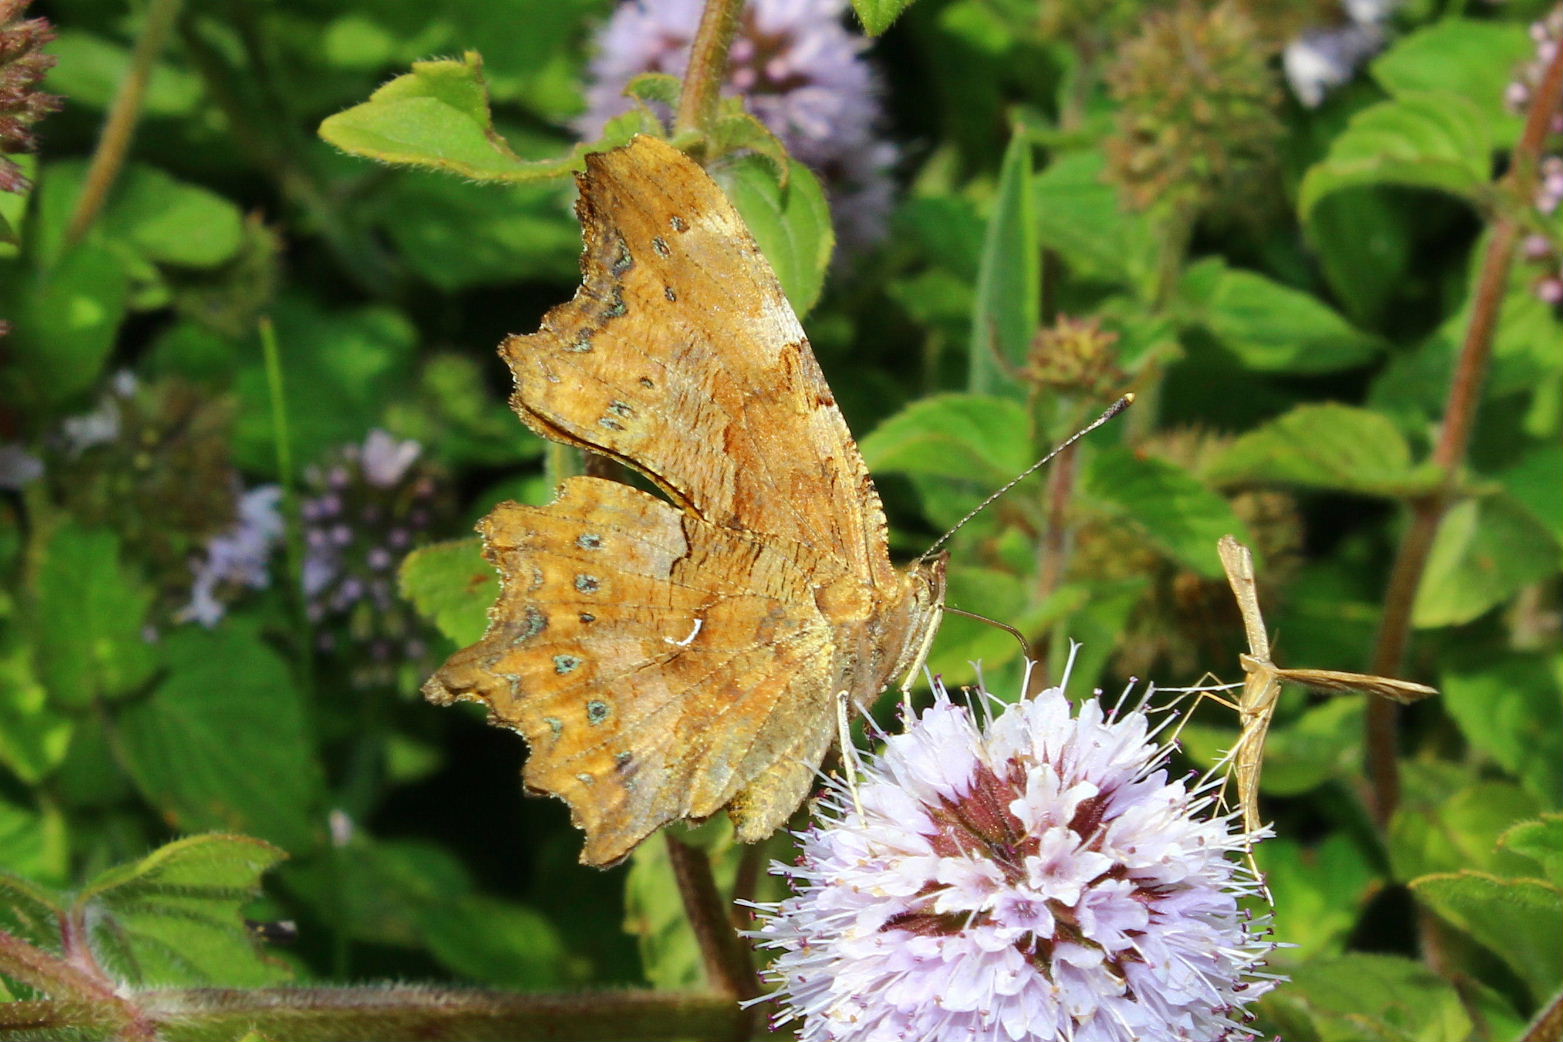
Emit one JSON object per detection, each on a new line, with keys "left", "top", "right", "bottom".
{"left": 425, "top": 136, "right": 945, "bottom": 866}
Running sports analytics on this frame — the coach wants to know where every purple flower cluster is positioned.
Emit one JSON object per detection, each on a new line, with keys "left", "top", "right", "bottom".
{"left": 180, "top": 485, "right": 284, "bottom": 627}
{"left": 1282, "top": 0, "right": 1396, "bottom": 109}
{"left": 578, "top": 0, "right": 896, "bottom": 249}
{"left": 301, "top": 430, "right": 445, "bottom": 682}
{"left": 750, "top": 659, "right": 1279, "bottom": 1042}
{"left": 1509, "top": 9, "right": 1563, "bottom": 306}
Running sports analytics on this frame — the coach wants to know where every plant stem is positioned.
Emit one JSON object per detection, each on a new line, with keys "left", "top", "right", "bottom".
{"left": 664, "top": 834, "right": 761, "bottom": 1016}
{"left": 65, "top": 0, "right": 185, "bottom": 244}
{"left": 0, "top": 987, "right": 747, "bottom": 1041}
{"left": 675, "top": 0, "right": 744, "bottom": 137}
{"left": 1363, "top": 32, "right": 1563, "bottom": 828}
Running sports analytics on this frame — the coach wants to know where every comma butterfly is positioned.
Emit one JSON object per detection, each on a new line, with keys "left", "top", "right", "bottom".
{"left": 423, "top": 136, "right": 947, "bottom": 866}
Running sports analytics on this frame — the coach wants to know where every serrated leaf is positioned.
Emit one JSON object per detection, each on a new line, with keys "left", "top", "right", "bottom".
{"left": 1082, "top": 448, "right": 1246, "bottom": 577}
{"left": 853, "top": 0, "right": 917, "bottom": 35}
{"left": 1501, "top": 816, "right": 1563, "bottom": 887}
{"left": 1299, "top": 92, "right": 1494, "bottom": 220}
{"left": 1262, "top": 953, "right": 1472, "bottom": 1042}
{"left": 1441, "top": 655, "right": 1563, "bottom": 808}
{"left": 1208, "top": 403, "right": 1429, "bottom": 497}
{"left": 1413, "top": 496, "right": 1562, "bottom": 628}
{"left": 1410, "top": 872, "right": 1563, "bottom": 1003}
{"left": 860, "top": 393, "right": 1032, "bottom": 484}
{"left": 1390, "top": 772, "right": 1542, "bottom": 882}
{"left": 77, "top": 834, "right": 288, "bottom": 988}
{"left": 0, "top": 854, "right": 67, "bottom": 948}
{"left": 970, "top": 133, "right": 1038, "bottom": 397}
{"left": 114, "top": 627, "right": 324, "bottom": 852}
{"left": 399, "top": 538, "right": 495, "bottom": 648}
{"left": 320, "top": 52, "right": 640, "bottom": 183}
{"left": 713, "top": 154, "right": 833, "bottom": 318}
{"left": 1371, "top": 21, "right": 1530, "bottom": 147}
{"left": 1176, "top": 259, "right": 1381, "bottom": 373}
{"left": 28, "top": 523, "right": 157, "bottom": 709}
{"left": 1032, "top": 150, "right": 1156, "bottom": 290}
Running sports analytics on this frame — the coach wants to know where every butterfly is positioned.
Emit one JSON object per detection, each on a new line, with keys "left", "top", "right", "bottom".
{"left": 423, "top": 135, "right": 947, "bottom": 866}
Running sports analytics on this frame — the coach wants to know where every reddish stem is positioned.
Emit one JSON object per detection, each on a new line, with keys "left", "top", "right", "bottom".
{"left": 1364, "top": 32, "right": 1563, "bottom": 826}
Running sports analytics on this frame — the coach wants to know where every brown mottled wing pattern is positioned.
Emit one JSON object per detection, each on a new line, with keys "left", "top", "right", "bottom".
{"left": 424, "top": 136, "right": 942, "bottom": 866}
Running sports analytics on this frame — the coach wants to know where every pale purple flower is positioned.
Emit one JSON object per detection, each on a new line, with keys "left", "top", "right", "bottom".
{"left": 361, "top": 428, "right": 422, "bottom": 488}
{"left": 749, "top": 655, "right": 1279, "bottom": 1042}
{"left": 180, "top": 485, "right": 284, "bottom": 627}
{"left": 1283, "top": 0, "right": 1397, "bottom": 108}
{"left": 0, "top": 442, "right": 42, "bottom": 489}
{"left": 578, "top": 0, "right": 898, "bottom": 249}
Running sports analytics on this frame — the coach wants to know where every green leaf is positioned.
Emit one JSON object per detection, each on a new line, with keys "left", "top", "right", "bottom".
{"left": 713, "top": 154, "right": 833, "bottom": 318}
{"left": 420, "top": 894, "right": 578, "bottom": 987}
{"left": 1299, "top": 92, "right": 1494, "bottom": 220}
{"left": 233, "top": 297, "right": 418, "bottom": 472}
{"left": 1441, "top": 654, "right": 1563, "bottom": 808}
{"left": 1304, "top": 188, "right": 1415, "bottom": 329}
{"left": 102, "top": 165, "right": 245, "bottom": 269}
{"left": 1500, "top": 443, "right": 1563, "bottom": 544}
{"left": 114, "top": 627, "right": 324, "bottom": 852}
{"left": 0, "top": 242, "right": 130, "bottom": 410}
{"left": 43, "top": 30, "right": 202, "bottom": 116}
{"left": 399, "top": 538, "right": 495, "bottom": 648}
{"left": 624, "top": 824, "right": 744, "bottom": 990}
{"left": 320, "top": 52, "right": 624, "bottom": 183}
{"left": 0, "top": 796, "right": 65, "bottom": 887}
{"left": 1371, "top": 21, "right": 1530, "bottom": 148}
{"left": 860, "top": 393, "right": 1033, "bottom": 485}
{"left": 28, "top": 523, "right": 157, "bottom": 709}
{"left": 1262, "top": 953, "right": 1472, "bottom": 1042}
{"left": 0, "top": 639, "right": 73, "bottom": 784}
{"left": 77, "top": 834, "right": 289, "bottom": 988}
{"left": 852, "top": 0, "right": 917, "bottom": 35}
{"left": 1260, "top": 833, "right": 1375, "bottom": 959}
{"left": 1178, "top": 698, "right": 1364, "bottom": 802}
{"left": 0, "top": 866, "right": 66, "bottom": 948}
{"left": 1082, "top": 448, "right": 1246, "bottom": 578}
{"left": 1391, "top": 769, "right": 1542, "bottom": 882}
{"left": 1501, "top": 816, "right": 1563, "bottom": 887}
{"left": 1176, "top": 259, "right": 1381, "bottom": 373}
{"left": 374, "top": 172, "right": 580, "bottom": 292}
{"left": 1410, "top": 872, "right": 1563, "bottom": 1003}
{"left": 1208, "top": 403, "right": 1430, "bottom": 497}
{"left": 1031, "top": 150, "right": 1155, "bottom": 290}
{"left": 969, "top": 133, "right": 1039, "bottom": 397}
{"left": 1413, "top": 495, "right": 1562, "bottom": 628}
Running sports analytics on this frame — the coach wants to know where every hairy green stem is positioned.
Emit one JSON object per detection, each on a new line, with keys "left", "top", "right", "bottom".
{"left": 675, "top": 0, "right": 744, "bottom": 138}
{"left": 0, "top": 986, "right": 746, "bottom": 1042}
{"left": 1363, "top": 24, "right": 1563, "bottom": 827}
{"left": 65, "top": 0, "right": 185, "bottom": 244}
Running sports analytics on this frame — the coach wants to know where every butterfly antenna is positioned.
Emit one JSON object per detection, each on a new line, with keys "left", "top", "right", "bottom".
{"left": 945, "top": 606, "right": 1032, "bottom": 660}
{"left": 917, "top": 394, "right": 1135, "bottom": 562}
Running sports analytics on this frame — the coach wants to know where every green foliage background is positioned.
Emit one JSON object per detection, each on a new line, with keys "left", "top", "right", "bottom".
{"left": 1, "top": 0, "right": 1560, "bottom": 1039}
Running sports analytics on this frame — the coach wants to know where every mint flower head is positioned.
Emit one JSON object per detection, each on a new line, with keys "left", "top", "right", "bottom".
{"left": 750, "top": 659, "right": 1279, "bottom": 1042}
{"left": 577, "top": 0, "right": 896, "bottom": 249}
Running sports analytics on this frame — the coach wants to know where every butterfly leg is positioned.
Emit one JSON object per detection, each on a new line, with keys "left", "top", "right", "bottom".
{"left": 834, "top": 688, "right": 867, "bottom": 824}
